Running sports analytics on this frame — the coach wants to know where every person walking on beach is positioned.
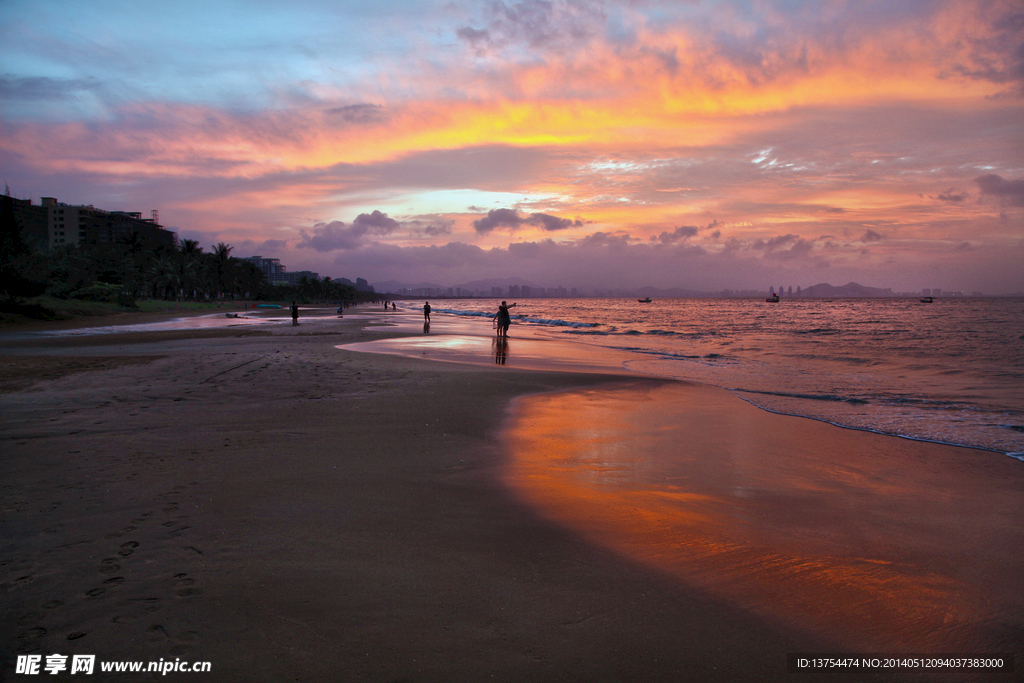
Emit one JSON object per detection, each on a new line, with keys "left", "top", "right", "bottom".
{"left": 291, "top": 300, "right": 299, "bottom": 326}
{"left": 494, "top": 300, "right": 516, "bottom": 337}
{"left": 423, "top": 301, "right": 431, "bottom": 323}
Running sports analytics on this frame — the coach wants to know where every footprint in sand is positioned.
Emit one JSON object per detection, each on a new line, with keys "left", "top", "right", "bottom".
{"left": 118, "top": 541, "right": 139, "bottom": 557}
{"left": 146, "top": 624, "right": 170, "bottom": 641}
{"left": 16, "top": 626, "right": 46, "bottom": 653}
{"left": 99, "top": 559, "right": 120, "bottom": 574}
{"left": 171, "top": 572, "right": 201, "bottom": 597}
{"left": 127, "top": 597, "right": 162, "bottom": 614}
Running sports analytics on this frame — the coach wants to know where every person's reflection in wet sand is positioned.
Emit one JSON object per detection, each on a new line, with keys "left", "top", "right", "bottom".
{"left": 493, "top": 336, "right": 508, "bottom": 364}
{"left": 423, "top": 321, "right": 430, "bottom": 334}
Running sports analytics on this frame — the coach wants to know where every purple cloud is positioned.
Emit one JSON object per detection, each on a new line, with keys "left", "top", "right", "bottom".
{"left": 472, "top": 208, "right": 582, "bottom": 234}
{"left": 297, "top": 210, "right": 402, "bottom": 251}
{"left": 654, "top": 225, "right": 699, "bottom": 244}
{"left": 975, "top": 174, "right": 1024, "bottom": 207}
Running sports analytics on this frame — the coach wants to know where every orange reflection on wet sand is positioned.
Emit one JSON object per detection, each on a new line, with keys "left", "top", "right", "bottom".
{"left": 502, "top": 381, "right": 1024, "bottom": 654}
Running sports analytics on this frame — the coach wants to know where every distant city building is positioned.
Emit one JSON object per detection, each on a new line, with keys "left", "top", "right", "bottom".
{"left": 273, "top": 270, "right": 321, "bottom": 286}
{"left": 922, "top": 288, "right": 931, "bottom": 296}
{"left": 3, "top": 196, "right": 48, "bottom": 251}
{"left": 239, "top": 255, "right": 318, "bottom": 285}
{"left": 6, "top": 196, "right": 174, "bottom": 249}
{"left": 240, "top": 255, "right": 287, "bottom": 282}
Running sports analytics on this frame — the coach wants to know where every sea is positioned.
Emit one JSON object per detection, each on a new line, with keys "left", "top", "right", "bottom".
{"left": 429, "top": 297, "right": 1024, "bottom": 460}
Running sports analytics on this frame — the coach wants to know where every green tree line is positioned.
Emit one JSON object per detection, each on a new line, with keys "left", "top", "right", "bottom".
{"left": 1, "top": 196, "right": 362, "bottom": 310}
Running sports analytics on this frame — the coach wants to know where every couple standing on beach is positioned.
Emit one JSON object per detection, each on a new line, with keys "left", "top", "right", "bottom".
{"left": 493, "top": 301, "right": 516, "bottom": 337}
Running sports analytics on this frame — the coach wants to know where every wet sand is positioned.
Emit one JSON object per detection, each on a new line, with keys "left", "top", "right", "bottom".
{"left": 1, "top": 306, "right": 1019, "bottom": 681}
{"left": 502, "top": 382, "right": 1024, "bottom": 657}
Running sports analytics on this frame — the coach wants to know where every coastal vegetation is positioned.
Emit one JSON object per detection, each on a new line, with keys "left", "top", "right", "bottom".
{"left": 1, "top": 197, "right": 362, "bottom": 320}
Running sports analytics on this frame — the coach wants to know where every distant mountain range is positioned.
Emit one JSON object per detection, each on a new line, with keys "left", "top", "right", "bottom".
{"left": 372, "top": 279, "right": 901, "bottom": 297}
{"left": 797, "top": 282, "right": 896, "bottom": 297}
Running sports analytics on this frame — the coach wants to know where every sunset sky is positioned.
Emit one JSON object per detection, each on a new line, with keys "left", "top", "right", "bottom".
{"left": 2, "top": 0, "right": 1022, "bottom": 293}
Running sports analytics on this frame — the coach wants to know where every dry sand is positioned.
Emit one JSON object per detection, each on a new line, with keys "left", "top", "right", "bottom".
{"left": 0, "top": 306, "right": 1019, "bottom": 682}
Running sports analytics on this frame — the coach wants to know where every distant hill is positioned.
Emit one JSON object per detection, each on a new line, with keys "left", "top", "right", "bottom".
{"left": 372, "top": 278, "right": 902, "bottom": 297}
{"left": 798, "top": 282, "right": 895, "bottom": 297}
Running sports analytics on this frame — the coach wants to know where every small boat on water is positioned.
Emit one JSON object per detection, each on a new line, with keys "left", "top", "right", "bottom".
{"left": 255, "top": 303, "right": 281, "bottom": 309}
{"left": 920, "top": 296, "right": 934, "bottom": 303}
{"left": 765, "top": 295, "right": 780, "bottom": 302}
{"left": 638, "top": 297, "right": 652, "bottom": 303}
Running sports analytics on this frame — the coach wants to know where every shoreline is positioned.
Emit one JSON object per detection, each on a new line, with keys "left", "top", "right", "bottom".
{"left": 501, "top": 381, "right": 1024, "bottom": 658}
{"left": 1, "top": 306, "right": 1019, "bottom": 681}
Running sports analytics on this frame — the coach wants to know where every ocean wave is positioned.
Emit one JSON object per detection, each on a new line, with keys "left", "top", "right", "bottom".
{"left": 792, "top": 328, "right": 842, "bottom": 335}
{"left": 515, "top": 316, "right": 600, "bottom": 328}
{"left": 736, "top": 389, "right": 870, "bottom": 405}
{"left": 435, "top": 308, "right": 494, "bottom": 319}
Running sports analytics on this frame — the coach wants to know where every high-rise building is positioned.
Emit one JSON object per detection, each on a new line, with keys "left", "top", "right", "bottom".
{"left": 240, "top": 255, "right": 287, "bottom": 281}
{"left": 2, "top": 196, "right": 49, "bottom": 251}
{"left": 38, "top": 197, "right": 173, "bottom": 249}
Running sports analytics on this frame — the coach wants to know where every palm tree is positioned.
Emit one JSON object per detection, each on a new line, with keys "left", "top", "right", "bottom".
{"left": 211, "top": 242, "right": 233, "bottom": 299}
{"left": 149, "top": 255, "right": 188, "bottom": 300}
{"left": 178, "top": 239, "right": 202, "bottom": 256}
{"left": 236, "top": 261, "right": 267, "bottom": 300}
{"left": 177, "top": 239, "right": 203, "bottom": 299}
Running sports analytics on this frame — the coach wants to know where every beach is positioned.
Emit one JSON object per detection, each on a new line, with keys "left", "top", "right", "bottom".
{"left": 1, "top": 306, "right": 1020, "bottom": 682}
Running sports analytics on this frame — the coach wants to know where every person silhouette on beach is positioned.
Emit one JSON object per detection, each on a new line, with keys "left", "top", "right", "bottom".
{"left": 493, "top": 301, "right": 516, "bottom": 337}
{"left": 423, "top": 301, "right": 431, "bottom": 323}
{"left": 291, "top": 300, "right": 299, "bottom": 326}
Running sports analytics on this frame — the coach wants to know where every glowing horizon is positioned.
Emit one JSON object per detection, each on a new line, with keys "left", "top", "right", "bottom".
{"left": 1, "top": 0, "right": 1021, "bottom": 292}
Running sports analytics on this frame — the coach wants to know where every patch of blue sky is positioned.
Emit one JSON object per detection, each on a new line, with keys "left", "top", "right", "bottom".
{"left": 357, "top": 189, "right": 564, "bottom": 218}
{"left": 1, "top": 0, "right": 438, "bottom": 115}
